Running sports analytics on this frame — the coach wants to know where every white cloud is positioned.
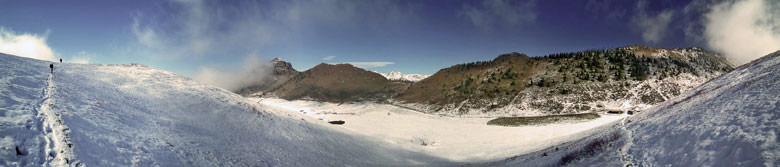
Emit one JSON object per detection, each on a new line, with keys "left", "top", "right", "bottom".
{"left": 344, "top": 62, "right": 394, "bottom": 68}
{"left": 322, "top": 56, "right": 336, "bottom": 60}
{"left": 71, "top": 58, "right": 90, "bottom": 64}
{"left": 131, "top": 16, "right": 163, "bottom": 50}
{"left": 194, "top": 54, "right": 273, "bottom": 91}
{"left": 131, "top": 0, "right": 277, "bottom": 59}
{"left": 704, "top": 0, "right": 780, "bottom": 65}
{"left": 0, "top": 27, "right": 56, "bottom": 61}
{"left": 70, "top": 51, "right": 94, "bottom": 64}
{"left": 633, "top": 1, "right": 675, "bottom": 44}
{"left": 282, "top": 0, "right": 415, "bottom": 29}
{"left": 460, "top": 0, "right": 536, "bottom": 31}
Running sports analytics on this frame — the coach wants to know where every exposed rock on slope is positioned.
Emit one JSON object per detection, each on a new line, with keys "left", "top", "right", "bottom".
{"left": 235, "top": 58, "right": 299, "bottom": 96}
{"left": 486, "top": 50, "right": 780, "bottom": 166}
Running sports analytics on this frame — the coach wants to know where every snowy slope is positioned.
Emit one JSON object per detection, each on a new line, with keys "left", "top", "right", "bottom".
{"left": 0, "top": 53, "right": 54, "bottom": 166}
{"left": 486, "top": 51, "right": 780, "bottom": 166}
{"left": 377, "top": 71, "right": 430, "bottom": 82}
{"left": 0, "top": 53, "right": 450, "bottom": 166}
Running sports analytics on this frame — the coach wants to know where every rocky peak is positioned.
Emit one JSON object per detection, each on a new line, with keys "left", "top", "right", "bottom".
{"left": 270, "top": 58, "right": 297, "bottom": 75}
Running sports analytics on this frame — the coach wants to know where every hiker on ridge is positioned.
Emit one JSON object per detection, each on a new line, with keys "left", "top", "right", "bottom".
{"left": 50, "top": 63, "right": 53, "bottom": 73}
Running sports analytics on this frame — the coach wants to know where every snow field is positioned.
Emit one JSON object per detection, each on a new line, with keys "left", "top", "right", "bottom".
{"left": 0, "top": 54, "right": 452, "bottom": 166}
{"left": 256, "top": 97, "right": 628, "bottom": 162}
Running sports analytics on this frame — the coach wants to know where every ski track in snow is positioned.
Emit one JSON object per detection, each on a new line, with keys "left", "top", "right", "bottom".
{"left": 38, "top": 73, "right": 78, "bottom": 166}
{"left": 618, "top": 117, "right": 634, "bottom": 166}
{"left": 0, "top": 55, "right": 78, "bottom": 167}
{"left": 1, "top": 54, "right": 55, "bottom": 166}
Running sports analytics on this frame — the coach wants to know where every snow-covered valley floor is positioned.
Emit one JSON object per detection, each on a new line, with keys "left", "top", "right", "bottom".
{"left": 254, "top": 98, "right": 627, "bottom": 162}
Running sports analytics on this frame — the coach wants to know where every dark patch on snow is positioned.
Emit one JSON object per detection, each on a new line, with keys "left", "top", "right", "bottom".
{"left": 328, "top": 120, "right": 345, "bottom": 125}
{"left": 558, "top": 132, "right": 620, "bottom": 166}
{"left": 16, "top": 145, "right": 26, "bottom": 156}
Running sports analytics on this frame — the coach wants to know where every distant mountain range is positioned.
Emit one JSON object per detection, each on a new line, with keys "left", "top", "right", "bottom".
{"left": 376, "top": 71, "right": 431, "bottom": 82}
{"left": 236, "top": 45, "right": 734, "bottom": 116}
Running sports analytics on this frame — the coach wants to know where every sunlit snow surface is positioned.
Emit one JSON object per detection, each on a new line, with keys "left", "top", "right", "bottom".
{"left": 0, "top": 53, "right": 448, "bottom": 166}
{"left": 256, "top": 98, "right": 626, "bottom": 162}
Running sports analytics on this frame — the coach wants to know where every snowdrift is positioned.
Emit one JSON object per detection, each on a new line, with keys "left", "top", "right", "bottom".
{"left": 0, "top": 53, "right": 448, "bottom": 166}
{"left": 485, "top": 51, "right": 780, "bottom": 166}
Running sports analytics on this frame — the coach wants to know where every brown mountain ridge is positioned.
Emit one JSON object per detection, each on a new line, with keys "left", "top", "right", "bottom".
{"left": 236, "top": 45, "right": 734, "bottom": 116}
{"left": 272, "top": 63, "right": 410, "bottom": 103}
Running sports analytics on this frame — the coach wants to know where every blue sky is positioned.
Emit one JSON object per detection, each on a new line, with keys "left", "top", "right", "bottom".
{"left": 1, "top": 0, "right": 779, "bottom": 78}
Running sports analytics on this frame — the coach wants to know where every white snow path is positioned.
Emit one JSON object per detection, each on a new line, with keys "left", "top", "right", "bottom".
{"left": 617, "top": 117, "right": 635, "bottom": 166}
{"left": 38, "top": 73, "right": 78, "bottom": 166}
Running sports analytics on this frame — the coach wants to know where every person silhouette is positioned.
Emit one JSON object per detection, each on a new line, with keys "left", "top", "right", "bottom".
{"left": 50, "top": 63, "right": 54, "bottom": 73}
{"left": 60, "top": 58, "right": 62, "bottom": 63}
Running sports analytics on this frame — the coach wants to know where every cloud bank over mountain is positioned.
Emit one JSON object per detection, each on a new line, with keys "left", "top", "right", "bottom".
{"left": 0, "top": 27, "right": 55, "bottom": 61}
{"left": 195, "top": 55, "right": 273, "bottom": 91}
{"left": 703, "top": 0, "right": 780, "bottom": 65}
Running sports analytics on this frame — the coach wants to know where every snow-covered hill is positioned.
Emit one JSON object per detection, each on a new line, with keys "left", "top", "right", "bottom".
{"left": 484, "top": 51, "right": 780, "bottom": 166}
{"left": 377, "top": 71, "right": 430, "bottom": 82}
{"left": 0, "top": 53, "right": 448, "bottom": 166}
